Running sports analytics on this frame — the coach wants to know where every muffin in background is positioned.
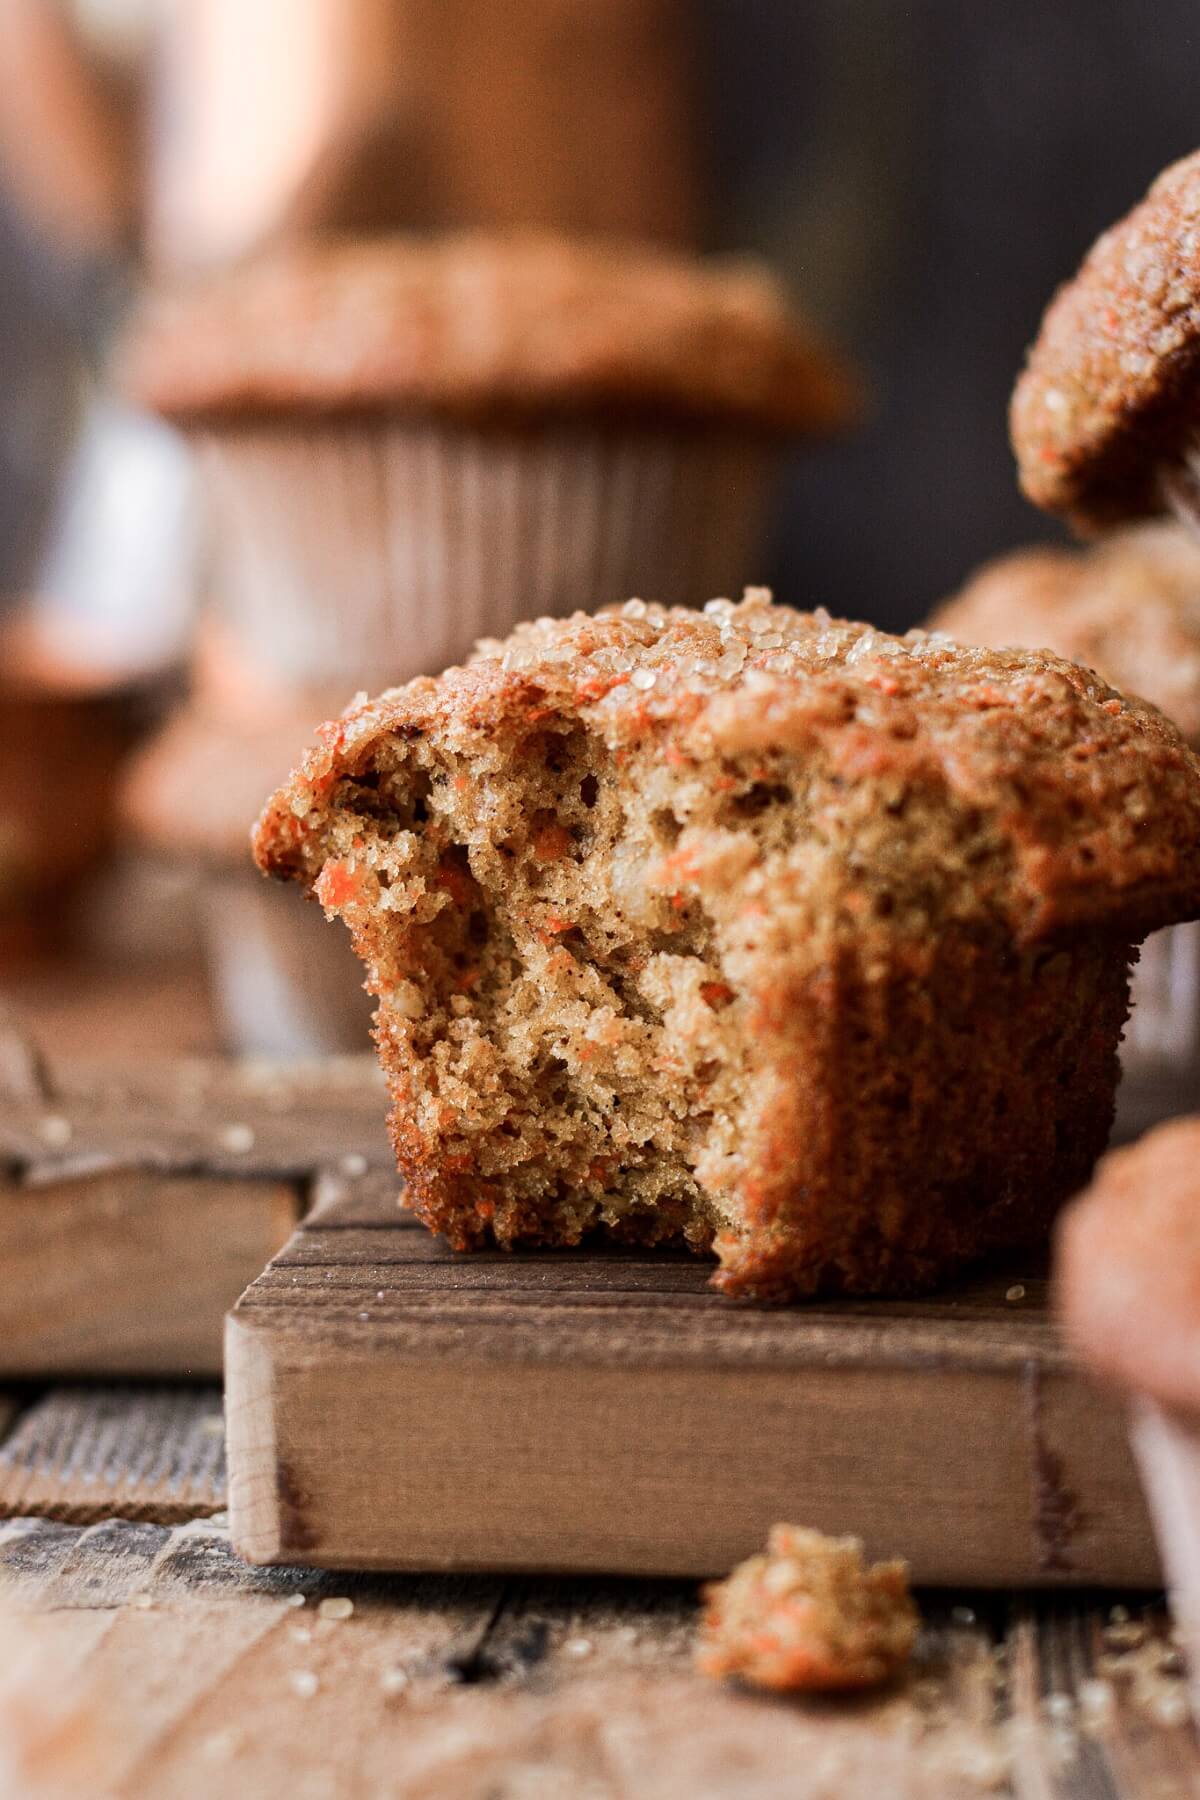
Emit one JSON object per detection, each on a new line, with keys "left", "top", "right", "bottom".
{"left": 117, "top": 231, "right": 860, "bottom": 691}
{"left": 930, "top": 523, "right": 1200, "bottom": 1126}
{"left": 0, "top": 623, "right": 140, "bottom": 966}
{"left": 121, "top": 634, "right": 372, "bottom": 1058}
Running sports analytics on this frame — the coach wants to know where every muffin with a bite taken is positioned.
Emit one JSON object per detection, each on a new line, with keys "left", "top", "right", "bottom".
{"left": 254, "top": 590, "right": 1200, "bottom": 1300}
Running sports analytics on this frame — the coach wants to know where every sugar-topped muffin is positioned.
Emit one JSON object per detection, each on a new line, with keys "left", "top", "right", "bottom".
{"left": 253, "top": 590, "right": 1200, "bottom": 1300}
{"left": 931, "top": 524, "right": 1200, "bottom": 747}
{"left": 1011, "top": 149, "right": 1200, "bottom": 535}
{"left": 118, "top": 233, "right": 860, "bottom": 693}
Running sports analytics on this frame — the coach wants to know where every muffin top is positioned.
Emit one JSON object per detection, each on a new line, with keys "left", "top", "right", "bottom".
{"left": 1057, "top": 1117, "right": 1200, "bottom": 1416}
{"left": 1011, "top": 150, "right": 1200, "bottom": 533}
{"left": 930, "top": 523, "right": 1200, "bottom": 746}
{"left": 118, "top": 232, "right": 860, "bottom": 435}
{"left": 256, "top": 589, "right": 1200, "bottom": 947}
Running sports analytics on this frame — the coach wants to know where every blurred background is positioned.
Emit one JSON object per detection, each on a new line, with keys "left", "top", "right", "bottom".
{"left": 3, "top": 0, "right": 1200, "bottom": 1064}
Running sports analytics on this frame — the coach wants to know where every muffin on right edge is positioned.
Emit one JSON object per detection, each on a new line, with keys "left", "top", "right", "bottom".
{"left": 1057, "top": 1118, "right": 1200, "bottom": 1714}
{"left": 1010, "top": 147, "right": 1200, "bottom": 537}
{"left": 930, "top": 523, "right": 1200, "bottom": 1120}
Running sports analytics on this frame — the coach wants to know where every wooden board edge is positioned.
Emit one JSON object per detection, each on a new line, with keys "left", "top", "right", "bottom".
{"left": 223, "top": 1313, "right": 1159, "bottom": 1586}
{"left": 0, "top": 1172, "right": 301, "bottom": 1380}
{"left": 225, "top": 1310, "right": 285, "bottom": 1565}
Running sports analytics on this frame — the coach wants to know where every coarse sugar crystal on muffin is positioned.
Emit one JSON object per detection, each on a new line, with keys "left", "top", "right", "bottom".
{"left": 253, "top": 589, "right": 1200, "bottom": 1301}
{"left": 696, "top": 1525, "right": 918, "bottom": 1692}
{"left": 930, "top": 524, "right": 1200, "bottom": 1121}
{"left": 1011, "top": 148, "right": 1200, "bottom": 537}
{"left": 118, "top": 233, "right": 859, "bottom": 691}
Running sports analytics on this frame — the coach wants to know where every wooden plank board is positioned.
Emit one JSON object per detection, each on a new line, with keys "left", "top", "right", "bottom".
{"left": 226, "top": 1178, "right": 1156, "bottom": 1587}
{"left": 0, "top": 1052, "right": 392, "bottom": 1183}
{"left": 0, "top": 1172, "right": 297, "bottom": 1377}
{"left": 0, "top": 1013, "right": 393, "bottom": 1376}
{"left": 0, "top": 1388, "right": 227, "bottom": 1524}
{"left": 0, "top": 1513, "right": 1196, "bottom": 1799}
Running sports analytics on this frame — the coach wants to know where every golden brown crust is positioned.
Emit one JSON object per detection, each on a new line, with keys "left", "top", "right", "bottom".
{"left": 1011, "top": 150, "right": 1200, "bottom": 533}
{"left": 696, "top": 1525, "right": 918, "bottom": 1692}
{"left": 1056, "top": 1117, "right": 1200, "bottom": 1416}
{"left": 253, "top": 592, "right": 1200, "bottom": 1299}
{"left": 929, "top": 523, "right": 1200, "bottom": 746}
{"left": 117, "top": 232, "right": 860, "bottom": 436}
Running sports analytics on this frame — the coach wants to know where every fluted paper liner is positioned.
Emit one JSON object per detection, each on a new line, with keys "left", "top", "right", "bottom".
{"left": 199, "top": 420, "right": 775, "bottom": 688}
{"left": 1119, "top": 924, "right": 1200, "bottom": 1133}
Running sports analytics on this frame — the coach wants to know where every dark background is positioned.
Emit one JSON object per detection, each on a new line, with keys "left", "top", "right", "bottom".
{"left": 3, "top": 0, "right": 1200, "bottom": 632}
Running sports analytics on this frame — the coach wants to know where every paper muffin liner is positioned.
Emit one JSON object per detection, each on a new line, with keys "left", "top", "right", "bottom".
{"left": 202, "top": 872, "right": 374, "bottom": 1059}
{"left": 197, "top": 420, "right": 775, "bottom": 688}
{"left": 1117, "top": 923, "right": 1200, "bottom": 1136}
{"left": 1129, "top": 1400, "right": 1200, "bottom": 1706}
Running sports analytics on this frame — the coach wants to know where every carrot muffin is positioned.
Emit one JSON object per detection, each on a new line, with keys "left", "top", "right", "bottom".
{"left": 696, "top": 1526, "right": 918, "bottom": 1692}
{"left": 0, "top": 628, "right": 137, "bottom": 964}
{"left": 118, "top": 232, "right": 859, "bottom": 691}
{"left": 932, "top": 524, "right": 1200, "bottom": 744}
{"left": 123, "top": 679, "right": 372, "bottom": 1058}
{"left": 931, "top": 524, "right": 1200, "bottom": 1113}
{"left": 1058, "top": 1117, "right": 1200, "bottom": 1415}
{"left": 1011, "top": 149, "right": 1200, "bottom": 535}
{"left": 253, "top": 589, "right": 1200, "bottom": 1300}
{"left": 1056, "top": 1117, "right": 1200, "bottom": 1686}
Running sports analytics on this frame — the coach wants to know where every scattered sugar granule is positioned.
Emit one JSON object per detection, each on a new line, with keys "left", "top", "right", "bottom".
{"left": 318, "top": 1596, "right": 354, "bottom": 1622}
{"left": 1005, "top": 1285, "right": 1026, "bottom": 1303}
{"left": 1146, "top": 1687, "right": 1190, "bottom": 1727}
{"left": 38, "top": 1115, "right": 73, "bottom": 1147}
{"left": 564, "top": 1638, "right": 593, "bottom": 1659}
{"left": 380, "top": 1667, "right": 410, "bottom": 1696}
{"left": 1078, "top": 1677, "right": 1115, "bottom": 1727}
{"left": 219, "top": 1122, "right": 255, "bottom": 1155}
{"left": 339, "top": 1152, "right": 368, "bottom": 1177}
{"left": 289, "top": 1671, "right": 319, "bottom": 1699}
{"left": 286, "top": 1592, "right": 307, "bottom": 1609}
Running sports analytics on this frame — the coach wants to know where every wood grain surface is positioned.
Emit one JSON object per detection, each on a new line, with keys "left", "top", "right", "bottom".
{"left": 0, "top": 1388, "right": 226, "bottom": 1524}
{"left": 226, "top": 1175, "right": 1156, "bottom": 1587}
{"left": 0, "top": 1392, "right": 1192, "bottom": 1797}
{"left": 0, "top": 1502, "right": 1195, "bottom": 1800}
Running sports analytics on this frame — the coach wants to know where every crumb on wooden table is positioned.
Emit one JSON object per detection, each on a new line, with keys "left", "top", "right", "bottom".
{"left": 696, "top": 1524, "right": 919, "bottom": 1693}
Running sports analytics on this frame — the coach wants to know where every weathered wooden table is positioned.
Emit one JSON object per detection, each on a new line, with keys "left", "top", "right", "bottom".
{"left": 0, "top": 1384, "right": 1196, "bottom": 1798}
{"left": 2, "top": 966, "right": 1199, "bottom": 1797}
